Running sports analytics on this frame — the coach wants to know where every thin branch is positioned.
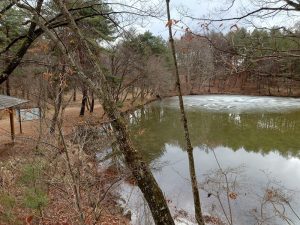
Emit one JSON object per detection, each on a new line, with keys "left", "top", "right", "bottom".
{"left": 186, "top": 5, "right": 297, "bottom": 22}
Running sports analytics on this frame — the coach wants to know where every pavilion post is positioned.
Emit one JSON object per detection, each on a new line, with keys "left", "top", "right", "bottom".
{"left": 0, "top": 95, "right": 29, "bottom": 141}
{"left": 9, "top": 107, "right": 15, "bottom": 142}
{"left": 18, "top": 108, "right": 22, "bottom": 134}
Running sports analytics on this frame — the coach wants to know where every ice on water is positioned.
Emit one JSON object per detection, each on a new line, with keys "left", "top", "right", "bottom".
{"left": 163, "top": 95, "right": 300, "bottom": 113}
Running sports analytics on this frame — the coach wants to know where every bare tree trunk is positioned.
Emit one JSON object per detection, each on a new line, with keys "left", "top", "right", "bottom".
{"left": 6, "top": 77, "right": 15, "bottom": 142}
{"left": 89, "top": 91, "right": 94, "bottom": 113}
{"left": 80, "top": 87, "right": 87, "bottom": 116}
{"left": 165, "top": 1, "right": 204, "bottom": 225}
{"left": 6, "top": 76, "right": 10, "bottom": 96}
{"left": 50, "top": 84, "right": 63, "bottom": 134}
{"left": 268, "top": 77, "right": 271, "bottom": 96}
{"left": 73, "top": 87, "right": 76, "bottom": 101}
{"left": 39, "top": 2, "right": 176, "bottom": 224}
{"left": 0, "top": 0, "right": 44, "bottom": 85}
{"left": 22, "top": 88, "right": 25, "bottom": 97}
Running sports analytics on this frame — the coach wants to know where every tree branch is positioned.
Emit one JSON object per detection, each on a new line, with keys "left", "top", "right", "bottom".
{"left": 0, "top": 1, "right": 18, "bottom": 15}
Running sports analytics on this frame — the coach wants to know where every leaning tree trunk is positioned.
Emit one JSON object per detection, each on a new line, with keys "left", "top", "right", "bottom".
{"left": 165, "top": 1, "right": 205, "bottom": 224}
{"left": 41, "top": 2, "right": 176, "bottom": 224}
{"left": 0, "top": 0, "right": 44, "bottom": 85}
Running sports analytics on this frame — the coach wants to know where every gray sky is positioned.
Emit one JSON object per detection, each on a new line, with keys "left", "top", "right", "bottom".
{"left": 117, "top": 0, "right": 300, "bottom": 39}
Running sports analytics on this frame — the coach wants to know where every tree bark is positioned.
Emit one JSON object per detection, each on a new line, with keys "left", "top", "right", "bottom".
{"left": 80, "top": 87, "right": 87, "bottom": 116}
{"left": 44, "top": 2, "right": 176, "bottom": 224}
{"left": 6, "top": 77, "right": 10, "bottom": 96}
{"left": 50, "top": 83, "right": 63, "bottom": 134}
{"left": 6, "top": 77, "right": 15, "bottom": 142}
{"left": 0, "top": 0, "right": 44, "bottom": 84}
{"left": 0, "top": 0, "right": 106, "bottom": 85}
{"left": 89, "top": 91, "right": 94, "bottom": 113}
{"left": 166, "top": 1, "right": 205, "bottom": 225}
{"left": 73, "top": 87, "right": 77, "bottom": 101}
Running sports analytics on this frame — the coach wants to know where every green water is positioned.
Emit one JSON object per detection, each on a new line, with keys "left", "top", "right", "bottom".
{"left": 131, "top": 106, "right": 300, "bottom": 159}
{"left": 122, "top": 95, "right": 300, "bottom": 225}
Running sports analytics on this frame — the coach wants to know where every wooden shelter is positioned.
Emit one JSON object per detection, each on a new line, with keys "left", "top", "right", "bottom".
{"left": 0, "top": 95, "right": 29, "bottom": 142}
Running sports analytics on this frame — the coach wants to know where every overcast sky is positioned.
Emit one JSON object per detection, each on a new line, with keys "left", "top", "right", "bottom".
{"left": 115, "top": 0, "right": 300, "bottom": 39}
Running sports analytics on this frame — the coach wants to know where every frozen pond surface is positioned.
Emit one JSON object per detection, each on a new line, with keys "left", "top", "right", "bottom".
{"left": 164, "top": 95, "right": 300, "bottom": 113}
{"left": 119, "top": 95, "right": 300, "bottom": 225}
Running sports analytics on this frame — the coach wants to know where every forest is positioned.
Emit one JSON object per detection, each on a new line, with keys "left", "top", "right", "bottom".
{"left": 0, "top": 0, "right": 300, "bottom": 225}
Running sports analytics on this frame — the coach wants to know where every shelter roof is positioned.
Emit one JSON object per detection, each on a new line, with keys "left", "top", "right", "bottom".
{"left": 0, "top": 95, "right": 29, "bottom": 110}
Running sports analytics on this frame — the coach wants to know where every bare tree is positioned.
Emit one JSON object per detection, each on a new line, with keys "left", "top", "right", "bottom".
{"left": 11, "top": 1, "right": 176, "bottom": 224}
{"left": 166, "top": 1, "right": 205, "bottom": 224}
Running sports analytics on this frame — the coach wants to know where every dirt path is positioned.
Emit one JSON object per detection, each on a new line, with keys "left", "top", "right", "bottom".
{"left": 0, "top": 96, "right": 155, "bottom": 160}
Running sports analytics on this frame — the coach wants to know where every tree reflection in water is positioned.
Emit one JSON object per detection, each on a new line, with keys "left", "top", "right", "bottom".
{"left": 120, "top": 96, "right": 300, "bottom": 225}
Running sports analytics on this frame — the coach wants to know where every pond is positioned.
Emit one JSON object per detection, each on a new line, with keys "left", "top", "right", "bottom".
{"left": 120, "top": 95, "right": 300, "bottom": 225}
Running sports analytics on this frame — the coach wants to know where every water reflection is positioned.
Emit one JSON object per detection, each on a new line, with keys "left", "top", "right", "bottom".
{"left": 130, "top": 101, "right": 300, "bottom": 160}
{"left": 121, "top": 95, "right": 300, "bottom": 225}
